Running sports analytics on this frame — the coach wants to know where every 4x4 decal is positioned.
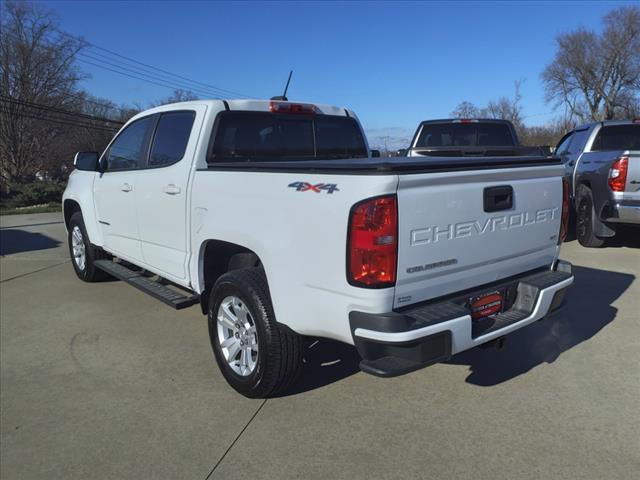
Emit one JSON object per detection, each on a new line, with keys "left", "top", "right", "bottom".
{"left": 288, "top": 182, "right": 339, "bottom": 194}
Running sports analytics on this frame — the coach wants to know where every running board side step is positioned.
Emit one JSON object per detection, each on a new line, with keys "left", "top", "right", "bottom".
{"left": 94, "top": 260, "right": 199, "bottom": 310}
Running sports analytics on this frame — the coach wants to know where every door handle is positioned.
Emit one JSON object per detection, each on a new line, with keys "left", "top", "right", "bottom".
{"left": 163, "top": 184, "right": 181, "bottom": 195}
{"left": 484, "top": 185, "right": 513, "bottom": 212}
{"left": 120, "top": 183, "right": 133, "bottom": 192}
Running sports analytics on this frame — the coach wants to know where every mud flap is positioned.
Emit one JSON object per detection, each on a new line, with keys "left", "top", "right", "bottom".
{"left": 592, "top": 204, "right": 616, "bottom": 238}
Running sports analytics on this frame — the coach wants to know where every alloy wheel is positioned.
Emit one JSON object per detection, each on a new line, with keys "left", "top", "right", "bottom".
{"left": 216, "top": 295, "right": 259, "bottom": 376}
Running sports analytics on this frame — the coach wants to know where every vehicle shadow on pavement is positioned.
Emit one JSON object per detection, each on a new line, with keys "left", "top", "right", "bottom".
{"left": 0, "top": 229, "right": 62, "bottom": 255}
{"left": 603, "top": 226, "right": 640, "bottom": 248}
{"left": 447, "top": 265, "right": 634, "bottom": 386}
{"left": 275, "top": 338, "right": 361, "bottom": 397}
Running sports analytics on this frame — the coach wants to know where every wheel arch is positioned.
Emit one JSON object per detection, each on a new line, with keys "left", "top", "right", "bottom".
{"left": 575, "top": 181, "right": 616, "bottom": 238}
{"left": 198, "top": 239, "right": 263, "bottom": 314}
{"left": 63, "top": 199, "right": 81, "bottom": 231}
{"left": 577, "top": 179, "right": 591, "bottom": 191}
{"left": 62, "top": 195, "right": 104, "bottom": 247}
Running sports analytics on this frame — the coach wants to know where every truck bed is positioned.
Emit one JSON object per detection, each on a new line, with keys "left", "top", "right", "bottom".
{"left": 202, "top": 155, "right": 561, "bottom": 174}
{"left": 199, "top": 154, "right": 565, "bottom": 314}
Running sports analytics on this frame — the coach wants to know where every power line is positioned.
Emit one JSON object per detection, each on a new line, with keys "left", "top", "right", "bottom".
{"left": 55, "top": 28, "right": 253, "bottom": 99}
{"left": 5, "top": 28, "right": 252, "bottom": 111}
{"left": 0, "top": 107, "right": 119, "bottom": 131}
{"left": 1, "top": 96, "right": 124, "bottom": 125}
{"left": 76, "top": 52, "right": 225, "bottom": 99}
{"left": 9, "top": 30, "right": 216, "bottom": 100}
{"left": 0, "top": 108, "right": 120, "bottom": 132}
{"left": 76, "top": 58, "right": 223, "bottom": 99}
{"left": 1, "top": 32, "right": 134, "bottom": 114}
{"left": 49, "top": 88, "right": 132, "bottom": 115}
{"left": 78, "top": 52, "right": 221, "bottom": 97}
{"left": 79, "top": 48, "right": 247, "bottom": 99}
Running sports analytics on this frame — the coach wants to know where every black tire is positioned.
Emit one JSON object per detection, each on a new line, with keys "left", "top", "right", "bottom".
{"left": 208, "top": 268, "right": 303, "bottom": 398}
{"left": 575, "top": 187, "right": 606, "bottom": 248}
{"left": 68, "top": 212, "right": 110, "bottom": 282}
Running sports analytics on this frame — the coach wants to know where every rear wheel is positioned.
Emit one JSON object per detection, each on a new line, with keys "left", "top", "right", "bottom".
{"left": 576, "top": 187, "right": 606, "bottom": 248}
{"left": 208, "top": 268, "right": 303, "bottom": 398}
{"left": 68, "top": 212, "right": 110, "bottom": 281}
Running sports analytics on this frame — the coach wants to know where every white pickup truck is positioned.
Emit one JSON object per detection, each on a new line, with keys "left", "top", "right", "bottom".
{"left": 63, "top": 99, "right": 574, "bottom": 398}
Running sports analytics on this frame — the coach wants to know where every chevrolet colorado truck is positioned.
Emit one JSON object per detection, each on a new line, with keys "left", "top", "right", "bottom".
{"left": 406, "top": 118, "right": 547, "bottom": 158}
{"left": 554, "top": 120, "right": 640, "bottom": 247}
{"left": 63, "top": 99, "right": 574, "bottom": 398}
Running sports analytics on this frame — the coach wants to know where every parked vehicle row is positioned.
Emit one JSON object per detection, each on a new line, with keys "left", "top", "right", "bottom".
{"left": 63, "top": 99, "right": 573, "bottom": 398}
{"left": 397, "top": 117, "right": 639, "bottom": 247}
{"left": 554, "top": 120, "right": 640, "bottom": 247}
{"left": 404, "top": 118, "right": 548, "bottom": 158}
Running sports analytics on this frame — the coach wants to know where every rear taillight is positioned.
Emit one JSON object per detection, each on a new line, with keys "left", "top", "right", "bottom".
{"left": 559, "top": 178, "right": 570, "bottom": 244}
{"left": 608, "top": 156, "right": 628, "bottom": 192}
{"left": 347, "top": 195, "right": 398, "bottom": 288}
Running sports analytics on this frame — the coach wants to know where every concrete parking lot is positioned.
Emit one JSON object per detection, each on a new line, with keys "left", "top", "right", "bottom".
{"left": 1, "top": 213, "right": 639, "bottom": 480}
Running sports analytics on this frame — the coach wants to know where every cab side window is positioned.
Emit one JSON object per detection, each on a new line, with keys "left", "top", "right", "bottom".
{"left": 555, "top": 132, "right": 574, "bottom": 156}
{"left": 105, "top": 116, "right": 156, "bottom": 171}
{"left": 149, "top": 111, "right": 196, "bottom": 167}
{"left": 566, "top": 129, "right": 590, "bottom": 154}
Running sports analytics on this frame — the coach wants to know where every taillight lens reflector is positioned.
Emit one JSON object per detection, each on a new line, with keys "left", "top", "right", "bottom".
{"left": 608, "top": 156, "right": 628, "bottom": 192}
{"left": 347, "top": 195, "right": 398, "bottom": 288}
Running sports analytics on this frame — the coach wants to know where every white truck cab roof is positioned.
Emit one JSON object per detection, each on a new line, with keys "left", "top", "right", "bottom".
{"left": 127, "top": 99, "right": 355, "bottom": 125}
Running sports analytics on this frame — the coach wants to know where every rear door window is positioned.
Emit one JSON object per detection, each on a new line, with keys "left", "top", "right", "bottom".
{"left": 209, "top": 112, "right": 367, "bottom": 162}
{"left": 591, "top": 125, "right": 640, "bottom": 151}
{"left": 149, "top": 111, "right": 196, "bottom": 167}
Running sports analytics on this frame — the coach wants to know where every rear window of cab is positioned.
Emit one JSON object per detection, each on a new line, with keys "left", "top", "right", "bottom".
{"left": 591, "top": 124, "right": 640, "bottom": 151}
{"left": 416, "top": 123, "right": 515, "bottom": 148}
{"left": 208, "top": 112, "right": 367, "bottom": 162}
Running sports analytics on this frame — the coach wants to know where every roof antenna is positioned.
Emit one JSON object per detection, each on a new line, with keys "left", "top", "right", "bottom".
{"left": 271, "top": 70, "right": 293, "bottom": 101}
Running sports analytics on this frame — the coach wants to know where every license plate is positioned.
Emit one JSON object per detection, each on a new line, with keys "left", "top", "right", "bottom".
{"left": 469, "top": 291, "right": 503, "bottom": 320}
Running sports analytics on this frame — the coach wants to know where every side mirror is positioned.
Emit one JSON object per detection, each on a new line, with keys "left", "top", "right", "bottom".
{"left": 396, "top": 149, "right": 408, "bottom": 157}
{"left": 74, "top": 152, "right": 100, "bottom": 172}
{"left": 370, "top": 149, "right": 381, "bottom": 158}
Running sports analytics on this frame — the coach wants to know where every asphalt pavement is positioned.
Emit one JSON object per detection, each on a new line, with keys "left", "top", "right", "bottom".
{"left": 1, "top": 213, "right": 638, "bottom": 479}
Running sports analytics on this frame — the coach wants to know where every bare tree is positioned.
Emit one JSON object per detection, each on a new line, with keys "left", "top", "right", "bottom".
{"left": 450, "top": 101, "right": 480, "bottom": 118}
{"left": 484, "top": 80, "right": 524, "bottom": 131}
{"left": 518, "top": 118, "right": 572, "bottom": 148}
{"left": 450, "top": 82, "right": 523, "bottom": 128}
{"left": 447, "top": 82, "right": 574, "bottom": 146}
{"left": 0, "top": 1, "right": 85, "bottom": 183}
{"left": 542, "top": 5, "right": 640, "bottom": 121}
{"left": 153, "top": 89, "right": 199, "bottom": 106}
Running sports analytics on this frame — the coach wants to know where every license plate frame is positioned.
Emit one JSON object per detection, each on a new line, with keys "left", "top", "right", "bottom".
{"left": 469, "top": 290, "right": 505, "bottom": 320}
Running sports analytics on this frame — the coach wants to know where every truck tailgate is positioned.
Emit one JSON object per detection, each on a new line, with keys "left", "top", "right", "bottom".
{"left": 394, "top": 164, "right": 563, "bottom": 309}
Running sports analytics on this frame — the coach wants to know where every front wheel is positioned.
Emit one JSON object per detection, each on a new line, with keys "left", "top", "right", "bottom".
{"left": 576, "top": 187, "right": 606, "bottom": 248}
{"left": 208, "top": 268, "right": 303, "bottom": 398}
{"left": 68, "top": 212, "right": 110, "bottom": 282}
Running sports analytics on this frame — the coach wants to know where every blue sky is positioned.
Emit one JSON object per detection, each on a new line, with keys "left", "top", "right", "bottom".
{"left": 47, "top": 0, "right": 633, "bottom": 147}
